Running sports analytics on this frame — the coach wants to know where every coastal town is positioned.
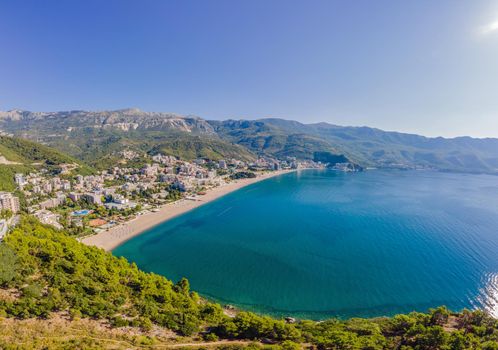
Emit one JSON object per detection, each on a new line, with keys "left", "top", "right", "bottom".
{"left": 0, "top": 151, "right": 324, "bottom": 244}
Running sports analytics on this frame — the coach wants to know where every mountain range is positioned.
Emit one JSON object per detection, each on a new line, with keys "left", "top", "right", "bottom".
{"left": 1, "top": 108, "right": 498, "bottom": 174}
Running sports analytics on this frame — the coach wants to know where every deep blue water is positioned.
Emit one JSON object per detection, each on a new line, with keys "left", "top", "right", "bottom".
{"left": 114, "top": 170, "right": 498, "bottom": 319}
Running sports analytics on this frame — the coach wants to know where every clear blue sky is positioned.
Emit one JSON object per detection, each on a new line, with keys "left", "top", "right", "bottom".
{"left": 1, "top": 0, "right": 498, "bottom": 137}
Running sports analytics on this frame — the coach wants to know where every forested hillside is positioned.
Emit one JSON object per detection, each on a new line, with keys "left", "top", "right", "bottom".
{"left": 209, "top": 120, "right": 341, "bottom": 160}
{"left": 0, "top": 135, "right": 90, "bottom": 165}
{"left": 258, "top": 119, "right": 498, "bottom": 173}
{"left": 0, "top": 110, "right": 255, "bottom": 169}
{"left": 1, "top": 218, "right": 498, "bottom": 349}
{"left": 0, "top": 136, "right": 93, "bottom": 191}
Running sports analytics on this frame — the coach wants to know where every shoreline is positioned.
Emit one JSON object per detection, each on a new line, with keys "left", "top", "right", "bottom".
{"left": 81, "top": 169, "right": 296, "bottom": 251}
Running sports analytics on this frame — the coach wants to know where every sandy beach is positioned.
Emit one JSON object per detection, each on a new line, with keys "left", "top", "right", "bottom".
{"left": 81, "top": 169, "right": 294, "bottom": 251}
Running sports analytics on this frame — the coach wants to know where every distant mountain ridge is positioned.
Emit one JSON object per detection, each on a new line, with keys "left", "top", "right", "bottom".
{"left": 1, "top": 108, "right": 498, "bottom": 174}
{"left": 0, "top": 109, "right": 254, "bottom": 168}
{"left": 209, "top": 119, "right": 340, "bottom": 160}
{"left": 0, "top": 108, "right": 215, "bottom": 134}
{"left": 254, "top": 118, "right": 498, "bottom": 173}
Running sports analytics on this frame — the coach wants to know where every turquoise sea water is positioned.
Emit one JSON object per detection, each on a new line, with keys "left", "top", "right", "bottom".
{"left": 114, "top": 170, "right": 498, "bottom": 319}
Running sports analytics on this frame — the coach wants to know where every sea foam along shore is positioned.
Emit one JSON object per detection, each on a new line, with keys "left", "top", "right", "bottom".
{"left": 81, "top": 169, "right": 295, "bottom": 251}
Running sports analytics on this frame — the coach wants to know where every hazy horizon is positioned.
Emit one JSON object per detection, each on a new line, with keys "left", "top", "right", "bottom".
{"left": 2, "top": 0, "right": 498, "bottom": 138}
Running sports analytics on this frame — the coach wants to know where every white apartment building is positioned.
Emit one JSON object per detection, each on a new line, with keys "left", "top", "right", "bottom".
{"left": 0, "top": 192, "right": 20, "bottom": 213}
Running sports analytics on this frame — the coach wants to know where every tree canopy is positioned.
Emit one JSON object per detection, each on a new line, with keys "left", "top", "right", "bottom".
{"left": 1, "top": 217, "right": 498, "bottom": 349}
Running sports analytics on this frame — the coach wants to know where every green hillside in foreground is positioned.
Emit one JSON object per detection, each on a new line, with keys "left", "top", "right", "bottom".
{"left": 0, "top": 136, "right": 94, "bottom": 191}
{"left": 1, "top": 218, "right": 498, "bottom": 349}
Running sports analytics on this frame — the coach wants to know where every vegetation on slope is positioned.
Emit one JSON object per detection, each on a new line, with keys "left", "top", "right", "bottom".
{"left": 1, "top": 218, "right": 498, "bottom": 349}
{"left": 0, "top": 135, "right": 90, "bottom": 167}
{"left": 0, "top": 165, "right": 32, "bottom": 191}
{"left": 0, "top": 217, "right": 221, "bottom": 336}
{"left": 25, "top": 129, "right": 254, "bottom": 169}
{"left": 0, "top": 136, "right": 94, "bottom": 190}
{"left": 258, "top": 119, "right": 498, "bottom": 174}
{"left": 209, "top": 120, "right": 341, "bottom": 161}
{"left": 0, "top": 110, "right": 256, "bottom": 168}
{"left": 0, "top": 316, "right": 168, "bottom": 350}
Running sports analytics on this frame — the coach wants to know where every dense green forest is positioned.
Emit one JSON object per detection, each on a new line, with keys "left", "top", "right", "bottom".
{"left": 1, "top": 218, "right": 498, "bottom": 349}
{"left": 230, "top": 171, "right": 257, "bottom": 180}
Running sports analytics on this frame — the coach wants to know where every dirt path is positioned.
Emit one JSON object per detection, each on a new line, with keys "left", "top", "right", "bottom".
{"left": 0, "top": 155, "right": 21, "bottom": 165}
{"left": 166, "top": 340, "right": 252, "bottom": 348}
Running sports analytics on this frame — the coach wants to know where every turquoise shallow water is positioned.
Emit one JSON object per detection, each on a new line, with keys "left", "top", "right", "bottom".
{"left": 114, "top": 170, "right": 498, "bottom": 319}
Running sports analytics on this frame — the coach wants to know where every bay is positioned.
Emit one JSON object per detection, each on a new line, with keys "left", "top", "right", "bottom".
{"left": 114, "top": 169, "right": 498, "bottom": 319}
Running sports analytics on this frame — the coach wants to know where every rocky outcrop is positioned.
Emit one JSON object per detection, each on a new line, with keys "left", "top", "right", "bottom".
{"left": 0, "top": 109, "right": 216, "bottom": 135}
